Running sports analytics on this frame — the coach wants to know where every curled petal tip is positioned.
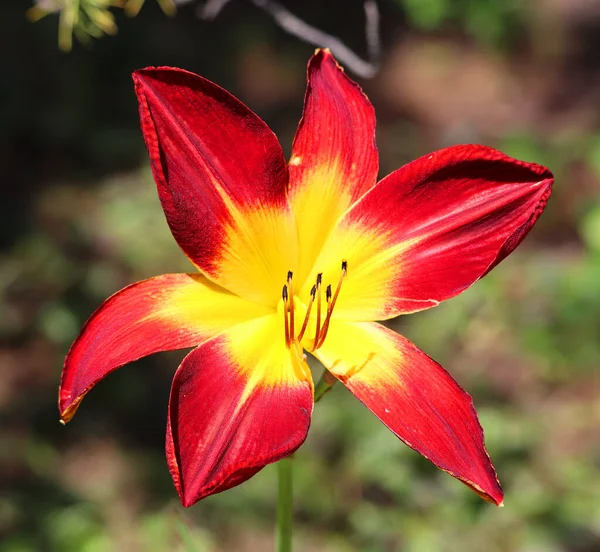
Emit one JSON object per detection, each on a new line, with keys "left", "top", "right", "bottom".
{"left": 58, "top": 394, "right": 84, "bottom": 424}
{"left": 466, "top": 480, "right": 504, "bottom": 506}
{"left": 180, "top": 494, "right": 194, "bottom": 508}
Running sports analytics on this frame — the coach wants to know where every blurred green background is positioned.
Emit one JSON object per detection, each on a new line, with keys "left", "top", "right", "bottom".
{"left": 2, "top": 0, "right": 600, "bottom": 550}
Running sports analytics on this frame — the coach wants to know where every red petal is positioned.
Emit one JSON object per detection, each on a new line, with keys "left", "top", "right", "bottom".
{"left": 133, "top": 68, "right": 296, "bottom": 303}
{"left": 59, "top": 274, "right": 271, "bottom": 422}
{"left": 315, "top": 321, "right": 503, "bottom": 505}
{"left": 167, "top": 316, "right": 313, "bottom": 506}
{"left": 288, "top": 49, "right": 378, "bottom": 282}
{"left": 308, "top": 144, "right": 553, "bottom": 320}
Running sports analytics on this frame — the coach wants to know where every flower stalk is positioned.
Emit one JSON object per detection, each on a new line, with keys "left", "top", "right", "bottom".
{"left": 276, "top": 456, "right": 294, "bottom": 552}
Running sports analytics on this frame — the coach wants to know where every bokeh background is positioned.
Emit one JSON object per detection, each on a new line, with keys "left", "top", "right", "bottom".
{"left": 2, "top": 0, "right": 600, "bottom": 550}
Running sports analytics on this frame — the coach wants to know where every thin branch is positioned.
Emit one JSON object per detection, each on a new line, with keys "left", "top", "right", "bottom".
{"left": 195, "top": 0, "right": 381, "bottom": 79}
{"left": 196, "top": 0, "right": 229, "bottom": 18}
{"left": 32, "top": 0, "right": 61, "bottom": 11}
{"left": 364, "top": 0, "right": 381, "bottom": 61}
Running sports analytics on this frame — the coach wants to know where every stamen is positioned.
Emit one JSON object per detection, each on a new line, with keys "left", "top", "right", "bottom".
{"left": 297, "top": 284, "right": 316, "bottom": 342}
{"left": 289, "top": 262, "right": 347, "bottom": 350}
{"left": 316, "top": 260, "right": 347, "bottom": 348}
{"left": 313, "top": 273, "right": 323, "bottom": 349}
{"left": 287, "top": 271, "right": 295, "bottom": 341}
{"left": 282, "top": 284, "right": 290, "bottom": 347}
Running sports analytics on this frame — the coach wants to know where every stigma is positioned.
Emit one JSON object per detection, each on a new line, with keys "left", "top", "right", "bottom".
{"left": 282, "top": 261, "right": 347, "bottom": 351}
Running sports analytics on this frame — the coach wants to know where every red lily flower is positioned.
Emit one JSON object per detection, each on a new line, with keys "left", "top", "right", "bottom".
{"left": 59, "top": 49, "right": 553, "bottom": 507}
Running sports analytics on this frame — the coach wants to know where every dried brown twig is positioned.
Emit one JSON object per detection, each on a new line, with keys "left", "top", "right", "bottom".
{"left": 194, "top": 0, "right": 381, "bottom": 78}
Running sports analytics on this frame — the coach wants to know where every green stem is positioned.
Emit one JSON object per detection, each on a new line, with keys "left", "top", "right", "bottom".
{"left": 314, "top": 370, "right": 337, "bottom": 402}
{"left": 276, "top": 456, "right": 294, "bottom": 552}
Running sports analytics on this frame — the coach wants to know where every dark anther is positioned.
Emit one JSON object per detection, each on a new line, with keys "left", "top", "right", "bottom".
{"left": 326, "top": 285, "right": 332, "bottom": 302}
{"left": 282, "top": 285, "right": 288, "bottom": 301}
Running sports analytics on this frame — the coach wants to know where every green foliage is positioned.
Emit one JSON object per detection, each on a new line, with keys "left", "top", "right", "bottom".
{"left": 398, "top": 0, "right": 527, "bottom": 50}
{"left": 399, "top": 0, "right": 451, "bottom": 31}
{"left": 581, "top": 204, "right": 600, "bottom": 254}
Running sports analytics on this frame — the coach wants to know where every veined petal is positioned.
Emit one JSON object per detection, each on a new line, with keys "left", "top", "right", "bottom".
{"left": 288, "top": 49, "right": 378, "bottom": 284}
{"left": 314, "top": 320, "right": 503, "bottom": 505}
{"left": 133, "top": 68, "right": 297, "bottom": 305}
{"left": 167, "top": 315, "right": 313, "bottom": 506}
{"left": 304, "top": 145, "right": 552, "bottom": 320}
{"left": 59, "top": 274, "right": 271, "bottom": 422}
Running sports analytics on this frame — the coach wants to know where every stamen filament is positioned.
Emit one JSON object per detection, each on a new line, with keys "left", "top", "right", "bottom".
{"left": 313, "top": 273, "right": 323, "bottom": 350}
{"left": 297, "top": 284, "right": 316, "bottom": 342}
{"left": 316, "top": 261, "right": 347, "bottom": 348}
{"left": 287, "top": 271, "right": 295, "bottom": 342}
{"left": 282, "top": 284, "right": 290, "bottom": 348}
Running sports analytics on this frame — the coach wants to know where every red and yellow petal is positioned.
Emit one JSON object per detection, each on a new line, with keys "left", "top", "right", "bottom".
{"left": 288, "top": 49, "right": 378, "bottom": 284}
{"left": 302, "top": 145, "right": 552, "bottom": 320}
{"left": 133, "top": 68, "right": 297, "bottom": 305}
{"left": 166, "top": 315, "right": 313, "bottom": 506}
{"left": 59, "top": 273, "right": 271, "bottom": 423}
{"left": 314, "top": 320, "right": 503, "bottom": 505}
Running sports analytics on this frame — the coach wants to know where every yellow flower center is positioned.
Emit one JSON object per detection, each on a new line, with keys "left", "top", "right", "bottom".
{"left": 282, "top": 261, "right": 347, "bottom": 351}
